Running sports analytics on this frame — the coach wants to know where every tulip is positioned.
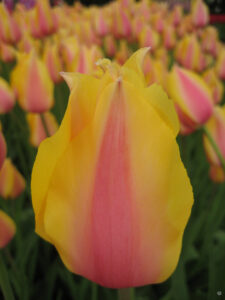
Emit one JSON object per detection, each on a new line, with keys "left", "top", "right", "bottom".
{"left": 26, "top": 112, "right": 58, "bottom": 147}
{"left": 174, "top": 34, "right": 202, "bottom": 71}
{"left": 0, "top": 42, "right": 15, "bottom": 63}
{"left": 151, "top": 12, "right": 165, "bottom": 34}
{"left": 162, "top": 25, "right": 176, "bottom": 50}
{"left": 0, "top": 77, "right": 15, "bottom": 114}
{"left": 104, "top": 35, "right": 117, "bottom": 57}
{"left": 0, "top": 123, "right": 6, "bottom": 170}
{"left": 11, "top": 51, "right": 54, "bottom": 113}
{"left": 201, "top": 26, "right": 219, "bottom": 57}
{"left": 115, "top": 40, "right": 131, "bottom": 65}
{"left": 191, "top": 0, "right": 209, "bottom": 28}
{"left": 138, "top": 25, "right": 160, "bottom": 52}
{"left": 32, "top": 48, "right": 193, "bottom": 288}
{"left": 95, "top": 10, "right": 109, "bottom": 37}
{"left": 170, "top": 5, "right": 183, "bottom": 27}
{"left": 0, "top": 210, "right": 16, "bottom": 248}
{"left": 215, "top": 47, "right": 225, "bottom": 80}
{"left": 202, "top": 69, "right": 224, "bottom": 104}
{"left": 0, "top": 158, "right": 26, "bottom": 199}
{"left": 167, "top": 65, "right": 214, "bottom": 134}
{"left": 203, "top": 106, "right": 225, "bottom": 182}
{"left": 43, "top": 41, "right": 63, "bottom": 83}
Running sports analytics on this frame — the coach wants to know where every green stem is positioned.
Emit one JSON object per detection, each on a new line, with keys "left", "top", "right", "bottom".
{"left": 40, "top": 114, "right": 50, "bottom": 137}
{"left": 0, "top": 252, "right": 15, "bottom": 300}
{"left": 91, "top": 282, "right": 98, "bottom": 300}
{"left": 118, "top": 288, "right": 135, "bottom": 300}
{"left": 202, "top": 126, "right": 225, "bottom": 174}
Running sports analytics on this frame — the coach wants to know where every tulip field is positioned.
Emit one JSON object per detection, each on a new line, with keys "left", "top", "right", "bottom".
{"left": 0, "top": 0, "right": 225, "bottom": 299}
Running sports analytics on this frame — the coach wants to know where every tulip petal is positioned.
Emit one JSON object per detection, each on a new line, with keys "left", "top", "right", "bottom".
{"left": 144, "top": 83, "right": 180, "bottom": 136}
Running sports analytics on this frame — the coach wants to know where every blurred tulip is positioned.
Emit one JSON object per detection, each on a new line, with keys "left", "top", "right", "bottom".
{"left": 27, "top": 112, "right": 58, "bottom": 147}
{"left": 95, "top": 10, "right": 109, "bottom": 37}
{"left": 203, "top": 106, "right": 225, "bottom": 182}
{"left": 138, "top": 25, "right": 160, "bottom": 51}
{"left": 0, "top": 210, "right": 16, "bottom": 248}
{"left": 32, "top": 48, "right": 193, "bottom": 288}
{"left": 201, "top": 26, "right": 219, "bottom": 57}
{"left": 112, "top": 4, "right": 132, "bottom": 39}
{"left": 0, "top": 42, "right": 15, "bottom": 62}
{"left": 170, "top": 5, "right": 183, "bottom": 27}
{"left": 215, "top": 47, "right": 225, "bottom": 80}
{"left": 167, "top": 65, "right": 214, "bottom": 134}
{"left": 0, "top": 123, "right": 6, "bottom": 170}
{"left": 0, "top": 158, "right": 25, "bottom": 199}
{"left": 43, "top": 41, "right": 63, "bottom": 83}
{"left": 0, "top": 77, "right": 15, "bottom": 114}
{"left": 191, "top": 0, "right": 209, "bottom": 28}
{"left": 151, "top": 13, "right": 165, "bottom": 33}
{"left": 132, "top": 16, "right": 145, "bottom": 40}
{"left": 0, "top": 3, "right": 22, "bottom": 44}
{"left": 175, "top": 34, "right": 202, "bottom": 71}
{"left": 115, "top": 40, "right": 131, "bottom": 65}
{"left": 60, "top": 36, "right": 79, "bottom": 72}
{"left": 162, "top": 25, "right": 176, "bottom": 50}
{"left": 104, "top": 35, "right": 117, "bottom": 57}
{"left": 11, "top": 51, "right": 54, "bottom": 113}
{"left": 203, "top": 69, "right": 224, "bottom": 104}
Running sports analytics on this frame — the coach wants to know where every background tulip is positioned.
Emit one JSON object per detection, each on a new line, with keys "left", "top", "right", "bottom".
{"left": 32, "top": 49, "right": 193, "bottom": 288}
{"left": 167, "top": 65, "right": 214, "bottom": 134}
{"left": 0, "top": 123, "right": 6, "bottom": 170}
{"left": 0, "top": 210, "right": 16, "bottom": 248}
{"left": 0, "top": 158, "right": 26, "bottom": 199}
{"left": 0, "top": 77, "right": 15, "bottom": 114}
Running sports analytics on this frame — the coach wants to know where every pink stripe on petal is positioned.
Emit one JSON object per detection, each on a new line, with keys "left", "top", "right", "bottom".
{"left": 91, "top": 83, "right": 137, "bottom": 288}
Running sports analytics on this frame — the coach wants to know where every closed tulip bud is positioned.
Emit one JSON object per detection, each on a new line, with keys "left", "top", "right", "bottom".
{"left": 11, "top": 51, "right": 54, "bottom": 113}
{"left": 60, "top": 36, "right": 79, "bottom": 72}
{"left": 167, "top": 65, "right": 214, "bottom": 134}
{"left": 35, "top": 0, "right": 58, "bottom": 37}
{"left": 0, "top": 77, "right": 15, "bottom": 114}
{"left": 95, "top": 10, "right": 109, "bottom": 37}
{"left": 174, "top": 34, "right": 201, "bottom": 71}
{"left": 170, "top": 5, "right": 183, "bottom": 27}
{"left": 203, "top": 106, "right": 225, "bottom": 182}
{"left": 32, "top": 48, "right": 193, "bottom": 288}
{"left": 0, "top": 123, "right": 6, "bottom": 170}
{"left": 0, "top": 42, "right": 15, "bottom": 62}
{"left": 138, "top": 26, "right": 160, "bottom": 52}
{"left": 132, "top": 16, "right": 145, "bottom": 40}
{"left": 162, "top": 25, "right": 176, "bottom": 50}
{"left": 191, "top": 0, "right": 209, "bottom": 28}
{"left": 0, "top": 3, "right": 21, "bottom": 44}
{"left": 203, "top": 69, "right": 224, "bottom": 104}
{"left": 112, "top": 4, "right": 132, "bottom": 39}
{"left": 27, "top": 112, "right": 58, "bottom": 147}
{"left": 201, "top": 26, "right": 219, "bottom": 57}
{"left": 0, "top": 158, "right": 25, "bottom": 199}
{"left": 43, "top": 41, "right": 63, "bottom": 83}
{"left": 154, "top": 47, "right": 169, "bottom": 68}
{"left": 0, "top": 210, "right": 16, "bottom": 248}
{"left": 215, "top": 48, "right": 225, "bottom": 80}
{"left": 151, "top": 13, "right": 165, "bottom": 33}
{"left": 104, "top": 35, "right": 117, "bottom": 57}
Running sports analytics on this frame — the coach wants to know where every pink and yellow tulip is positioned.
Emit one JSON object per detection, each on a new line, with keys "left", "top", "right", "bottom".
{"left": 0, "top": 158, "right": 26, "bottom": 199}
{"left": 27, "top": 112, "right": 58, "bottom": 147}
{"left": 11, "top": 51, "right": 54, "bottom": 113}
{"left": 32, "top": 49, "right": 193, "bottom": 288}
{"left": 191, "top": 0, "right": 209, "bottom": 28}
{"left": 167, "top": 65, "right": 214, "bottom": 134}
{"left": 203, "top": 69, "right": 224, "bottom": 105}
{"left": 215, "top": 47, "right": 225, "bottom": 80}
{"left": 0, "top": 77, "right": 15, "bottom": 114}
{"left": 203, "top": 106, "right": 225, "bottom": 182}
{"left": 0, "top": 210, "right": 16, "bottom": 249}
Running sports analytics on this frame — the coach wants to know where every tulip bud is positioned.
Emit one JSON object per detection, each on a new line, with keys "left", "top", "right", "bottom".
{"left": 0, "top": 123, "right": 6, "bottom": 170}
{"left": 104, "top": 35, "right": 117, "bottom": 57}
{"left": 203, "top": 106, "right": 225, "bottom": 182}
{"left": 138, "top": 26, "right": 160, "bottom": 52}
{"left": 95, "top": 10, "right": 109, "bottom": 37}
{"left": 201, "top": 26, "right": 219, "bottom": 57}
{"left": 43, "top": 41, "right": 63, "bottom": 83}
{"left": 170, "top": 5, "right": 183, "bottom": 27}
{"left": 215, "top": 47, "right": 225, "bottom": 80}
{"left": 0, "top": 210, "right": 16, "bottom": 248}
{"left": 0, "top": 158, "right": 26, "bottom": 199}
{"left": 174, "top": 34, "right": 202, "bottom": 71}
{"left": 115, "top": 40, "right": 131, "bottom": 65}
{"left": 11, "top": 51, "right": 54, "bottom": 113}
{"left": 0, "top": 77, "right": 15, "bottom": 114}
{"left": 32, "top": 48, "right": 193, "bottom": 288}
{"left": 151, "top": 13, "right": 165, "bottom": 33}
{"left": 27, "top": 112, "right": 58, "bottom": 147}
{"left": 162, "top": 25, "right": 176, "bottom": 50}
{"left": 0, "top": 42, "right": 15, "bottom": 63}
{"left": 167, "top": 65, "right": 214, "bottom": 134}
{"left": 191, "top": 0, "right": 209, "bottom": 28}
{"left": 202, "top": 69, "right": 224, "bottom": 104}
